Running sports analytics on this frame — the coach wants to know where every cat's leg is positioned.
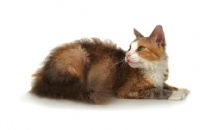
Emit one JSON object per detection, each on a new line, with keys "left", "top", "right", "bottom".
{"left": 163, "top": 83, "right": 189, "bottom": 100}
{"left": 117, "top": 87, "right": 172, "bottom": 99}
{"left": 117, "top": 86, "right": 188, "bottom": 100}
{"left": 86, "top": 61, "right": 115, "bottom": 104}
{"left": 138, "top": 87, "right": 172, "bottom": 99}
{"left": 163, "top": 83, "right": 178, "bottom": 91}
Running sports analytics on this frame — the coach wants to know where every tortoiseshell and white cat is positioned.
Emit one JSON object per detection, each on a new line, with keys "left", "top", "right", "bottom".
{"left": 31, "top": 25, "right": 189, "bottom": 103}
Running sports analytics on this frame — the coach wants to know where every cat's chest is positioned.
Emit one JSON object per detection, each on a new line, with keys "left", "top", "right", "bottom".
{"left": 144, "top": 70, "right": 166, "bottom": 87}
{"left": 142, "top": 61, "right": 168, "bottom": 87}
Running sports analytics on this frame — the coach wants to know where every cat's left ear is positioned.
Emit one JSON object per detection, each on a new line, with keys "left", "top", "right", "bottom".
{"left": 150, "top": 25, "right": 165, "bottom": 46}
{"left": 133, "top": 28, "right": 144, "bottom": 38}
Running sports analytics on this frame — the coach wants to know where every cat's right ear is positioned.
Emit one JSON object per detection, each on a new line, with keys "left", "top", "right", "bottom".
{"left": 133, "top": 28, "right": 144, "bottom": 38}
{"left": 149, "top": 25, "right": 165, "bottom": 46}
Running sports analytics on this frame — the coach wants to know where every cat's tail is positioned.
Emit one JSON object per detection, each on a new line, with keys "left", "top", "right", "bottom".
{"left": 31, "top": 70, "right": 115, "bottom": 104}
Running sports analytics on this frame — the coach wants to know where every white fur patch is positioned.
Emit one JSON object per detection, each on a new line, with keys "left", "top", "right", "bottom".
{"left": 125, "top": 41, "right": 141, "bottom": 67}
{"left": 130, "top": 41, "right": 138, "bottom": 52}
{"left": 127, "top": 41, "right": 140, "bottom": 62}
{"left": 142, "top": 59, "right": 168, "bottom": 87}
{"left": 168, "top": 88, "right": 189, "bottom": 100}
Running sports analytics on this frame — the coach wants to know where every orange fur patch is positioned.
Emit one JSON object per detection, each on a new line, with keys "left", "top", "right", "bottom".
{"left": 137, "top": 37, "right": 164, "bottom": 61}
{"left": 53, "top": 44, "right": 89, "bottom": 79}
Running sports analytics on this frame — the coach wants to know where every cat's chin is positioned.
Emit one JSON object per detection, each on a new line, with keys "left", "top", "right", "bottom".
{"left": 127, "top": 61, "right": 143, "bottom": 68}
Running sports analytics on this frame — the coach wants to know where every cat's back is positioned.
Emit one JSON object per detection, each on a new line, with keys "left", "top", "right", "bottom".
{"left": 50, "top": 38, "right": 125, "bottom": 66}
{"left": 81, "top": 38, "right": 125, "bottom": 63}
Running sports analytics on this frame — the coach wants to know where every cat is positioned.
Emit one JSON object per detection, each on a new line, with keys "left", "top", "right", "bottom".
{"left": 31, "top": 25, "right": 189, "bottom": 104}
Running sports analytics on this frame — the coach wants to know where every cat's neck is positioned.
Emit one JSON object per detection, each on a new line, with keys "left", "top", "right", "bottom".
{"left": 141, "top": 58, "right": 168, "bottom": 87}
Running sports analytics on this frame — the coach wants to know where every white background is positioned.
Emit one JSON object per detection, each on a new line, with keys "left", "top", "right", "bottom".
{"left": 1, "top": 0, "right": 200, "bottom": 130}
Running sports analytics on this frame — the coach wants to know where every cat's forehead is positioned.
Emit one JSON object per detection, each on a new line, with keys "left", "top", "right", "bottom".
{"left": 129, "top": 37, "right": 153, "bottom": 52}
{"left": 130, "top": 37, "right": 151, "bottom": 46}
{"left": 130, "top": 40, "right": 137, "bottom": 45}
{"left": 130, "top": 38, "right": 139, "bottom": 44}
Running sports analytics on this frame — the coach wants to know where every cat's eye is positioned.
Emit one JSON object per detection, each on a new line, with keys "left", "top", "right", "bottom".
{"left": 137, "top": 46, "right": 145, "bottom": 51}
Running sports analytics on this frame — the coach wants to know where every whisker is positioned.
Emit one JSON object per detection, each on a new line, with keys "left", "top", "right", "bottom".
{"left": 123, "top": 61, "right": 128, "bottom": 68}
{"left": 110, "top": 59, "right": 125, "bottom": 70}
{"left": 114, "top": 59, "right": 125, "bottom": 65}
{"left": 109, "top": 59, "right": 126, "bottom": 78}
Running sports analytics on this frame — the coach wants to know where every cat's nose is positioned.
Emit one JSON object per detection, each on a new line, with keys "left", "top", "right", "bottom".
{"left": 125, "top": 52, "right": 131, "bottom": 58}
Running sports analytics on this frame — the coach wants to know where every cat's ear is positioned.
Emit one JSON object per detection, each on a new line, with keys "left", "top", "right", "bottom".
{"left": 150, "top": 25, "right": 165, "bottom": 46}
{"left": 133, "top": 28, "right": 144, "bottom": 38}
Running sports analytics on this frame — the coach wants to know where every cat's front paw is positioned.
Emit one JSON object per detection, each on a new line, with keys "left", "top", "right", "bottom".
{"left": 168, "top": 88, "right": 189, "bottom": 100}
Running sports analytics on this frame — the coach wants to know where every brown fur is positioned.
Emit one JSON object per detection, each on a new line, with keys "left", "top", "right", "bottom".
{"left": 31, "top": 38, "right": 122, "bottom": 103}
{"left": 31, "top": 26, "right": 187, "bottom": 104}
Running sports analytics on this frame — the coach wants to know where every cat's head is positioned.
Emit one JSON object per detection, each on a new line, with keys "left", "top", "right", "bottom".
{"left": 125, "top": 25, "right": 167, "bottom": 68}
